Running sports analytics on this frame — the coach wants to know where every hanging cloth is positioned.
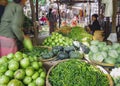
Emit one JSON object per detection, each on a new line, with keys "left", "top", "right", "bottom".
{"left": 102, "top": 0, "right": 113, "bottom": 17}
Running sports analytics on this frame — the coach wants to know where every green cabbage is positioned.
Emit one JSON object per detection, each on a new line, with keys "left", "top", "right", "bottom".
{"left": 92, "top": 53, "right": 104, "bottom": 62}
{"left": 90, "top": 40, "right": 99, "bottom": 45}
{"left": 101, "top": 52, "right": 107, "bottom": 59}
{"left": 112, "top": 43, "right": 120, "bottom": 49}
{"left": 104, "top": 57, "right": 116, "bottom": 64}
{"left": 98, "top": 42, "right": 106, "bottom": 48}
{"left": 108, "top": 50, "right": 119, "bottom": 58}
{"left": 89, "top": 45, "right": 99, "bottom": 53}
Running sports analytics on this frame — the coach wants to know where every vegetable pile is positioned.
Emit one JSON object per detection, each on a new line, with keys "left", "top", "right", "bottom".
{"left": 88, "top": 40, "right": 120, "bottom": 64}
{"left": 49, "top": 59, "right": 109, "bottom": 86}
{"left": 22, "top": 46, "right": 54, "bottom": 60}
{"left": 52, "top": 46, "right": 84, "bottom": 60}
{"left": 59, "top": 26, "right": 92, "bottom": 46}
{"left": 110, "top": 67, "right": 120, "bottom": 86}
{"left": 43, "top": 32, "right": 73, "bottom": 47}
{"left": 0, "top": 52, "right": 46, "bottom": 86}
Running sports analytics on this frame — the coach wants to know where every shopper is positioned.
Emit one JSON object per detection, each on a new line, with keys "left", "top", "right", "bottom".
{"left": 0, "top": 0, "right": 8, "bottom": 23}
{"left": 88, "top": 14, "right": 101, "bottom": 34}
{"left": 46, "top": 8, "right": 57, "bottom": 34}
{"left": 0, "top": 0, "right": 27, "bottom": 57}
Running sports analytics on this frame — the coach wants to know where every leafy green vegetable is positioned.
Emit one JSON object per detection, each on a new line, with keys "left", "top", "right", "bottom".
{"left": 90, "top": 40, "right": 99, "bottom": 45}
{"left": 21, "top": 47, "right": 53, "bottom": 59}
{"left": 69, "top": 51, "right": 83, "bottom": 59}
{"left": 49, "top": 59, "right": 109, "bottom": 86}
{"left": 108, "top": 50, "right": 118, "bottom": 58}
{"left": 104, "top": 57, "right": 116, "bottom": 64}
{"left": 88, "top": 40, "right": 120, "bottom": 64}
{"left": 59, "top": 26, "right": 92, "bottom": 44}
{"left": 89, "top": 45, "right": 99, "bottom": 53}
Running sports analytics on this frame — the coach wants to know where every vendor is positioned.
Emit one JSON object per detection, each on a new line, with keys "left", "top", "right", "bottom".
{"left": 0, "top": 0, "right": 8, "bottom": 23}
{"left": 0, "top": 0, "right": 27, "bottom": 57}
{"left": 87, "top": 14, "right": 101, "bottom": 34}
{"left": 46, "top": 8, "right": 57, "bottom": 34}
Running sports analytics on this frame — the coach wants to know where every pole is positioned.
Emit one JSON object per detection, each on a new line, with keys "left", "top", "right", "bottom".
{"left": 29, "top": 0, "right": 38, "bottom": 45}
{"left": 57, "top": 0, "right": 61, "bottom": 28}
{"left": 112, "top": 0, "right": 117, "bottom": 33}
{"left": 36, "top": 0, "right": 39, "bottom": 21}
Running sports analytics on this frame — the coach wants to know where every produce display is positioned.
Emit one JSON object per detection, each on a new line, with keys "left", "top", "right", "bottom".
{"left": 88, "top": 40, "right": 120, "bottom": 64}
{"left": 58, "top": 26, "right": 93, "bottom": 46}
{"left": 43, "top": 32, "right": 73, "bottom": 47}
{"left": 22, "top": 46, "right": 55, "bottom": 60}
{"left": 0, "top": 52, "right": 46, "bottom": 86}
{"left": 110, "top": 67, "right": 120, "bottom": 86}
{"left": 52, "top": 46, "right": 84, "bottom": 60}
{"left": 48, "top": 59, "right": 110, "bottom": 86}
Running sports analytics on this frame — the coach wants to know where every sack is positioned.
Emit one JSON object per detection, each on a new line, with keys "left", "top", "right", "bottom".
{"left": 93, "top": 30, "right": 104, "bottom": 41}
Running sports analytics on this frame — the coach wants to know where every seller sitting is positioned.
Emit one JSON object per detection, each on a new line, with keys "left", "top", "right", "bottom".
{"left": 87, "top": 14, "right": 101, "bottom": 34}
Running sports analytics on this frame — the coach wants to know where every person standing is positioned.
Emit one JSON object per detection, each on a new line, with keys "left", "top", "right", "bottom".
{"left": 0, "top": 0, "right": 8, "bottom": 23}
{"left": 0, "top": 0, "right": 27, "bottom": 57}
{"left": 46, "top": 8, "right": 57, "bottom": 34}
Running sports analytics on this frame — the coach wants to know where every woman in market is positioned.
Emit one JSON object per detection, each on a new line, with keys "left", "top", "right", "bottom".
{"left": 0, "top": 0, "right": 27, "bottom": 57}
{"left": 46, "top": 8, "right": 57, "bottom": 34}
{"left": 0, "top": 0, "right": 8, "bottom": 23}
{"left": 87, "top": 14, "right": 101, "bottom": 34}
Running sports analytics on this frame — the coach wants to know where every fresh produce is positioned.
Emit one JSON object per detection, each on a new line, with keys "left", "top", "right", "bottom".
{"left": 73, "top": 41, "right": 90, "bottom": 54}
{"left": 59, "top": 26, "right": 92, "bottom": 46}
{"left": 43, "top": 32, "right": 73, "bottom": 47}
{"left": 52, "top": 46, "right": 84, "bottom": 60}
{"left": 22, "top": 46, "right": 54, "bottom": 60}
{"left": 49, "top": 59, "right": 109, "bottom": 86}
{"left": 0, "top": 52, "right": 46, "bottom": 86}
{"left": 69, "top": 51, "right": 83, "bottom": 59}
{"left": 8, "top": 79, "right": 24, "bottom": 86}
{"left": 110, "top": 67, "right": 120, "bottom": 86}
{"left": 88, "top": 40, "right": 120, "bottom": 64}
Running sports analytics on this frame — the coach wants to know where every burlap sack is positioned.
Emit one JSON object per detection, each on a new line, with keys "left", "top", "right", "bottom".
{"left": 93, "top": 30, "right": 104, "bottom": 41}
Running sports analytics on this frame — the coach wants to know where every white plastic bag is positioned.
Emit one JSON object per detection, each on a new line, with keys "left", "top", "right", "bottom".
{"left": 107, "top": 33, "right": 117, "bottom": 43}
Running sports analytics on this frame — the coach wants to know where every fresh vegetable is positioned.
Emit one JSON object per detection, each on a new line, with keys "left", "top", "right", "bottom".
{"left": 43, "top": 32, "right": 73, "bottom": 47}
{"left": 59, "top": 26, "right": 92, "bottom": 45}
{"left": 0, "top": 52, "right": 46, "bottom": 86}
{"left": 88, "top": 40, "right": 120, "bottom": 64}
{"left": 57, "top": 52, "right": 69, "bottom": 60}
{"left": 8, "top": 79, "right": 24, "bottom": 86}
{"left": 69, "top": 51, "right": 83, "bottom": 59}
{"left": 22, "top": 46, "right": 54, "bottom": 60}
{"left": 49, "top": 59, "right": 109, "bottom": 86}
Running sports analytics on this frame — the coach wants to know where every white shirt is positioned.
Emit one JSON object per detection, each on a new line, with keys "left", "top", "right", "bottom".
{"left": 102, "top": 0, "right": 113, "bottom": 17}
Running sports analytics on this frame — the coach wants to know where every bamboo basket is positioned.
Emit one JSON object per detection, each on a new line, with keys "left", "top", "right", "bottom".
{"left": 46, "top": 59, "right": 113, "bottom": 86}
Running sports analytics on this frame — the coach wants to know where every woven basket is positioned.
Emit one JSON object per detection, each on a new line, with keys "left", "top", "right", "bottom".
{"left": 46, "top": 59, "right": 113, "bottom": 86}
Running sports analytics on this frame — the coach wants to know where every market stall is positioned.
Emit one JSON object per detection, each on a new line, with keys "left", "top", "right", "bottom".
{"left": 0, "top": 0, "right": 120, "bottom": 86}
